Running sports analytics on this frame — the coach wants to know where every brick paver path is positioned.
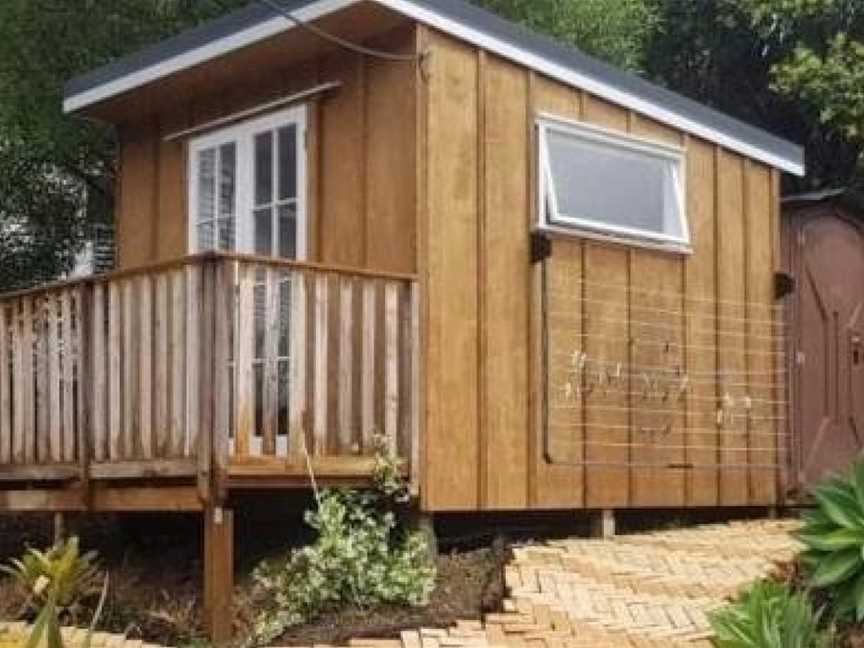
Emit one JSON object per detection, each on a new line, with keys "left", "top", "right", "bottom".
{"left": 1, "top": 519, "right": 801, "bottom": 648}
{"left": 346, "top": 518, "right": 801, "bottom": 648}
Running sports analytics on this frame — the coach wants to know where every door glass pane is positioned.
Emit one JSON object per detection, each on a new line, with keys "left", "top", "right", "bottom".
{"left": 197, "top": 221, "right": 214, "bottom": 250}
{"left": 254, "top": 207, "right": 273, "bottom": 255}
{"left": 277, "top": 204, "right": 297, "bottom": 259}
{"left": 197, "top": 148, "right": 216, "bottom": 224}
{"left": 218, "top": 218, "right": 234, "bottom": 250}
{"left": 277, "top": 125, "right": 297, "bottom": 201}
{"left": 219, "top": 143, "right": 236, "bottom": 219}
{"left": 255, "top": 131, "right": 273, "bottom": 206}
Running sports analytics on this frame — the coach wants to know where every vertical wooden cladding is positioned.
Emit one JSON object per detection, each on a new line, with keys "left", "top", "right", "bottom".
{"left": 420, "top": 29, "right": 785, "bottom": 511}
{"left": 422, "top": 31, "right": 480, "bottom": 510}
{"left": 113, "top": 24, "right": 417, "bottom": 276}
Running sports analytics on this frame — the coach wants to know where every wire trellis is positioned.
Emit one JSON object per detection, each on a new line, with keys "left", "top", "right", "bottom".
{"left": 542, "top": 259, "right": 789, "bottom": 473}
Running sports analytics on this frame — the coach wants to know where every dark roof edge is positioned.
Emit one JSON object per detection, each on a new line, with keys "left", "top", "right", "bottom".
{"left": 64, "top": 0, "right": 805, "bottom": 176}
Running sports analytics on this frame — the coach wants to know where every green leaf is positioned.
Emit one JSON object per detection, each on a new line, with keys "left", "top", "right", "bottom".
{"left": 799, "top": 528, "right": 864, "bottom": 551}
{"left": 812, "top": 482, "right": 864, "bottom": 529}
{"left": 811, "top": 547, "right": 862, "bottom": 587}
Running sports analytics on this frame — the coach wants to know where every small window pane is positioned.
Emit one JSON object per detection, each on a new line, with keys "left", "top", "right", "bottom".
{"left": 543, "top": 125, "right": 686, "bottom": 244}
{"left": 197, "top": 222, "right": 214, "bottom": 251}
{"left": 197, "top": 148, "right": 216, "bottom": 225}
{"left": 277, "top": 204, "right": 297, "bottom": 259}
{"left": 254, "top": 208, "right": 273, "bottom": 255}
{"left": 255, "top": 132, "right": 273, "bottom": 206}
{"left": 219, "top": 143, "right": 236, "bottom": 219}
{"left": 278, "top": 125, "right": 297, "bottom": 201}
{"left": 218, "top": 218, "right": 235, "bottom": 250}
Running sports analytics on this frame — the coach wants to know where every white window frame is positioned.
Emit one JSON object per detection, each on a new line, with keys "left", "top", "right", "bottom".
{"left": 537, "top": 113, "right": 690, "bottom": 253}
{"left": 187, "top": 104, "right": 308, "bottom": 259}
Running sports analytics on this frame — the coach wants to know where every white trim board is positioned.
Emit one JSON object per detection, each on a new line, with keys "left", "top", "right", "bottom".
{"left": 63, "top": 0, "right": 804, "bottom": 176}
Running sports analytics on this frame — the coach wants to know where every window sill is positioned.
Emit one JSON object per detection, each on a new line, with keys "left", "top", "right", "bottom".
{"left": 536, "top": 223, "right": 694, "bottom": 256}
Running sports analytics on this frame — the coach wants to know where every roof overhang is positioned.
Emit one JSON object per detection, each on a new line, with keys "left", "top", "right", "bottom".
{"left": 64, "top": 0, "right": 806, "bottom": 176}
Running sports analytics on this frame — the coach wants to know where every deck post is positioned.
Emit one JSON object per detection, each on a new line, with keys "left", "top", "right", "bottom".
{"left": 590, "top": 509, "right": 616, "bottom": 539}
{"left": 203, "top": 504, "right": 234, "bottom": 644}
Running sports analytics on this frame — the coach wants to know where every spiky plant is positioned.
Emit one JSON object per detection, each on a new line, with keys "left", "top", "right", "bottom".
{"left": 0, "top": 537, "right": 106, "bottom": 648}
{"left": 798, "top": 458, "right": 864, "bottom": 621}
{"left": 709, "top": 580, "right": 830, "bottom": 648}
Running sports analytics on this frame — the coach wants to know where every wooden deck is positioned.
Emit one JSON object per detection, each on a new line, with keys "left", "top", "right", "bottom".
{"left": 0, "top": 251, "right": 420, "bottom": 511}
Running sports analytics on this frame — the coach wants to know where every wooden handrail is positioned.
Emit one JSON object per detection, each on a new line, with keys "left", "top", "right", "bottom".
{"left": 0, "top": 251, "right": 417, "bottom": 303}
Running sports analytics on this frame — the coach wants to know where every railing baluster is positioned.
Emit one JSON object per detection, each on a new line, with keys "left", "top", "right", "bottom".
{"left": 313, "top": 274, "right": 329, "bottom": 455}
{"left": 122, "top": 280, "right": 136, "bottom": 459}
{"left": 92, "top": 283, "right": 107, "bottom": 461}
{"left": 48, "top": 293, "right": 62, "bottom": 462}
{"left": 361, "top": 281, "right": 376, "bottom": 453}
{"left": 155, "top": 274, "right": 169, "bottom": 457}
{"left": 213, "top": 260, "right": 233, "bottom": 492}
{"left": 108, "top": 282, "right": 122, "bottom": 460}
{"left": 288, "top": 270, "right": 307, "bottom": 458}
{"left": 384, "top": 282, "right": 399, "bottom": 455}
{"left": 185, "top": 264, "right": 202, "bottom": 457}
{"left": 338, "top": 276, "right": 354, "bottom": 453}
{"left": 235, "top": 264, "right": 255, "bottom": 458}
{"left": 21, "top": 298, "right": 35, "bottom": 464}
{"left": 61, "top": 290, "right": 75, "bottom": 463}
{"left": 11, "top": 301, "right": 23, "bottom": 464}
{"left": 170, "top": 270, "right": 185, "bottom": 458}
{"left": 139, "top": 275, "right": 153, "bottom": 459}
{"left": 0, "top": 303, "right": 9, "bottom": 464}
{"left": 262, "top": 268, "right": 278, "bottom": 456}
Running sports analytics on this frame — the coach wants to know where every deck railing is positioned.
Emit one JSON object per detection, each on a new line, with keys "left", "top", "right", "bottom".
{"left": 0, "top": 253, "right": 420, "bottom": 491}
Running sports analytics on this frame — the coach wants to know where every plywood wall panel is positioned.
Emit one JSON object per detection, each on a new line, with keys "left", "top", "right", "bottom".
{"left": 481, "top": 56, "right": 530, "bottom": 510}
{"left": 580, "top": 95, "right": 630, "bottom": 507}
{"left": 319, "top": 51, "right": 366, "bottom": 267}
{"left": 685, "top": 138, "right": 720, "bottom": 506}
{"left": 530, "top": 76, "right": 583, "bottom": 509}
{"left": 116, "top": 121, "right": 159, "bottom": 268}
{"left": 716, "top": 150, "right": 750, "bottom": 505}
{"left": 422, "top": 31, "right": 480, "bottom": 510}
{"left": 745, "top": 162, "right": 778, "bottom": 504}
{"left": 628, "top": 114, "right": 686, "bottom": 507}
{"left": 365, "top": 27, "right": 417, "bottom": 274}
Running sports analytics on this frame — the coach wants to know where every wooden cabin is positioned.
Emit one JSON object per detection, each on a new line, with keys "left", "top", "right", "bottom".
{"left": 0, "top": 0, "right": 804, "bottom": 639}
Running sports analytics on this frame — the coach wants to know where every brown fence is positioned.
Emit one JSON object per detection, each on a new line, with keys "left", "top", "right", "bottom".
{"left": 0, "top": 253, "right": 420, "bottom": 487}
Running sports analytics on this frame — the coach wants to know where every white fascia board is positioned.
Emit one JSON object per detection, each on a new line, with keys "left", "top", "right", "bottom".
{"left": 64, "top": 0, "right": 804, "bottom": 176}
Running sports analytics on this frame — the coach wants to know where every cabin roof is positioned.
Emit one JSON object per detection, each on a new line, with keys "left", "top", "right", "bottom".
{"left": 64, "top": 0, "right": 805, "bottom": 176}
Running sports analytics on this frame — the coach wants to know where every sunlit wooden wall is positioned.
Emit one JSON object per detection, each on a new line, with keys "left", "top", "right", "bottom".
{"left": 418, "top": 28, "right": 786, "bottom": 512}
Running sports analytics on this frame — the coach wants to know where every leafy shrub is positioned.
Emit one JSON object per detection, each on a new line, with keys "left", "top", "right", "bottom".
{"left": 1, "top": 537, "right": 108, "bottom": 648}
{"left": 245, "top": 445, "right": 436, "bottom": 646}
{"left": 709, "top": 579, "right": 830, "bottom": 648}
{"left": 797, "top": 458, "right": 864, "bottom": 621}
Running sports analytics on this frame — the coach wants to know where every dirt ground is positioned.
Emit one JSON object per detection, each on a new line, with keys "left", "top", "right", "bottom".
{"left": 0, "top": 510, "right": 509, "bottom": 647}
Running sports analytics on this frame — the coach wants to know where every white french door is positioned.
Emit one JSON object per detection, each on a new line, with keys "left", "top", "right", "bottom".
{"left": 188, "top": 105, "right": 308, "bottom": 457}
{"left": 188, "top": 104, "right": 307, "bottom": 260}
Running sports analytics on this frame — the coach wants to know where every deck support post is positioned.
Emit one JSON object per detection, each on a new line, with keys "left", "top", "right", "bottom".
{"left": 405, "top": 509, "right": 437, "bottom": 559}
{"left": 203, "top": 505, "right": 234, "bottom": 644}
{"left": 52, "top": 512, "right": 66, "bottom": 544}
{"left": 590, "top": 509, "right": 615, "bottom": 539}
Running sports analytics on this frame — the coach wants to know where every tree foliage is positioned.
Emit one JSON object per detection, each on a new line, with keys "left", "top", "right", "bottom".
{"left": 472, "top": 0, "right": 660, "bottom": 72}
{"left": 0, "top": 0, "right": 247, "bottom": 290}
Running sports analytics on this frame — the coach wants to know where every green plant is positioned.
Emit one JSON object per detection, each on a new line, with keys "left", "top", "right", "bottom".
{"left": 797, "top": 458, "right": 864, "bottom": 621}
{"left": 1, "top": 537, "right": 107, "bottom": 648}
{"left": 245, "top": 444, "right": 436, "bottom": 646}
{"left": 709, "top": 579, "right": 830, "bottom": 648}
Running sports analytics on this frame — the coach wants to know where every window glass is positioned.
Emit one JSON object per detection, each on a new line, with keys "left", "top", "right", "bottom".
{"left": 540, "top": 119, "right": 688, "bottom": 248}
{"left": 255, "top": 131, "right": 273, "bottom": 207}
{"left": 278, "top": 125, "right": 297, "bottom": 201}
